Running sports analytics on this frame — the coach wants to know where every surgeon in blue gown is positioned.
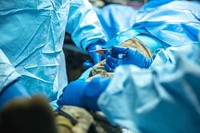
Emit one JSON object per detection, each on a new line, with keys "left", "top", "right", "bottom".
{"left": 0, "top": 0, "right": 107, "bottom": 102}
{"left": 97, "top": 0, "right": 200, "bottom": 55}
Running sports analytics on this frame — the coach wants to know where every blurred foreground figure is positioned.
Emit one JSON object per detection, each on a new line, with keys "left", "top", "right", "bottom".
{"left": 0, "top": 96, "right": 58, "bottom": 133}
{"left": 0, "top": 96, "right": 122, "bottom": 133}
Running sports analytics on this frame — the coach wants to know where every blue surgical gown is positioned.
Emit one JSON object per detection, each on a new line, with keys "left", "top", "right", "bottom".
{"left": 0, "top": 50, "right": 30, "bottom": 108}
{"left": 106, "top": 0, "right": 200, "bottom": 53}
{"left": 93, "top": 4, "right": 138, "bottom": 40}
{"left": 98, "top": 44, "right": 200, "bottom": 133}
{"left": 0, "top": 0, "right": 106, "bottom": 100}
{"left": 0, "top": 49, "right": 20, "bottom": 93}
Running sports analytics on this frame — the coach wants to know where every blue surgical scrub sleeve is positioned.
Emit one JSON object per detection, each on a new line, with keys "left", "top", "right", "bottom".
{"left": 66, "top": 0, "right": 107, "bottom": 51}
{"left": 98, "top": 44, "right": 200, "bottom": 133}
{"left": 0, "top": 49, "right": 20, "bottom": 92}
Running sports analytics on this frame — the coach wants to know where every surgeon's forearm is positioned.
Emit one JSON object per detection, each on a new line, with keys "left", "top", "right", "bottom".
{"left": 66, "top": 0, "right": 106, "bottom": 51}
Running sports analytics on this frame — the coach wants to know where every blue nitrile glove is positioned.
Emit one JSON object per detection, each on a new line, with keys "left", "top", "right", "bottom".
{"left": 86, "top": 43, "right": 105, "bottom": 66}
{"left": 0, "top": 79, "right": 30, "bottom": 108}
{"left": 57, "top": 77, "right": 111, "bottom": 111}
{"left": 83, "top": 60, "right": 94, "bottom": 68}
{"left": 104, "top": 46, "right": 153, "bottom": 72}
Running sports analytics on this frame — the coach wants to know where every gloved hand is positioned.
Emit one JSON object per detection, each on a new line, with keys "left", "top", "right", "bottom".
{"left": 82, "top": 60, "right": 94, "bottom": 68}
{"left": 104, "top": 46, "right": 153, "bottom": 72}
{"left": 86, "top": 43, "right": 105, "bottom": 66}
{"left": 57, "top": 77, "right": 111, "bottom": 111}
{"left": 0, "top": 79, "right": 30, "bottom": 108}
